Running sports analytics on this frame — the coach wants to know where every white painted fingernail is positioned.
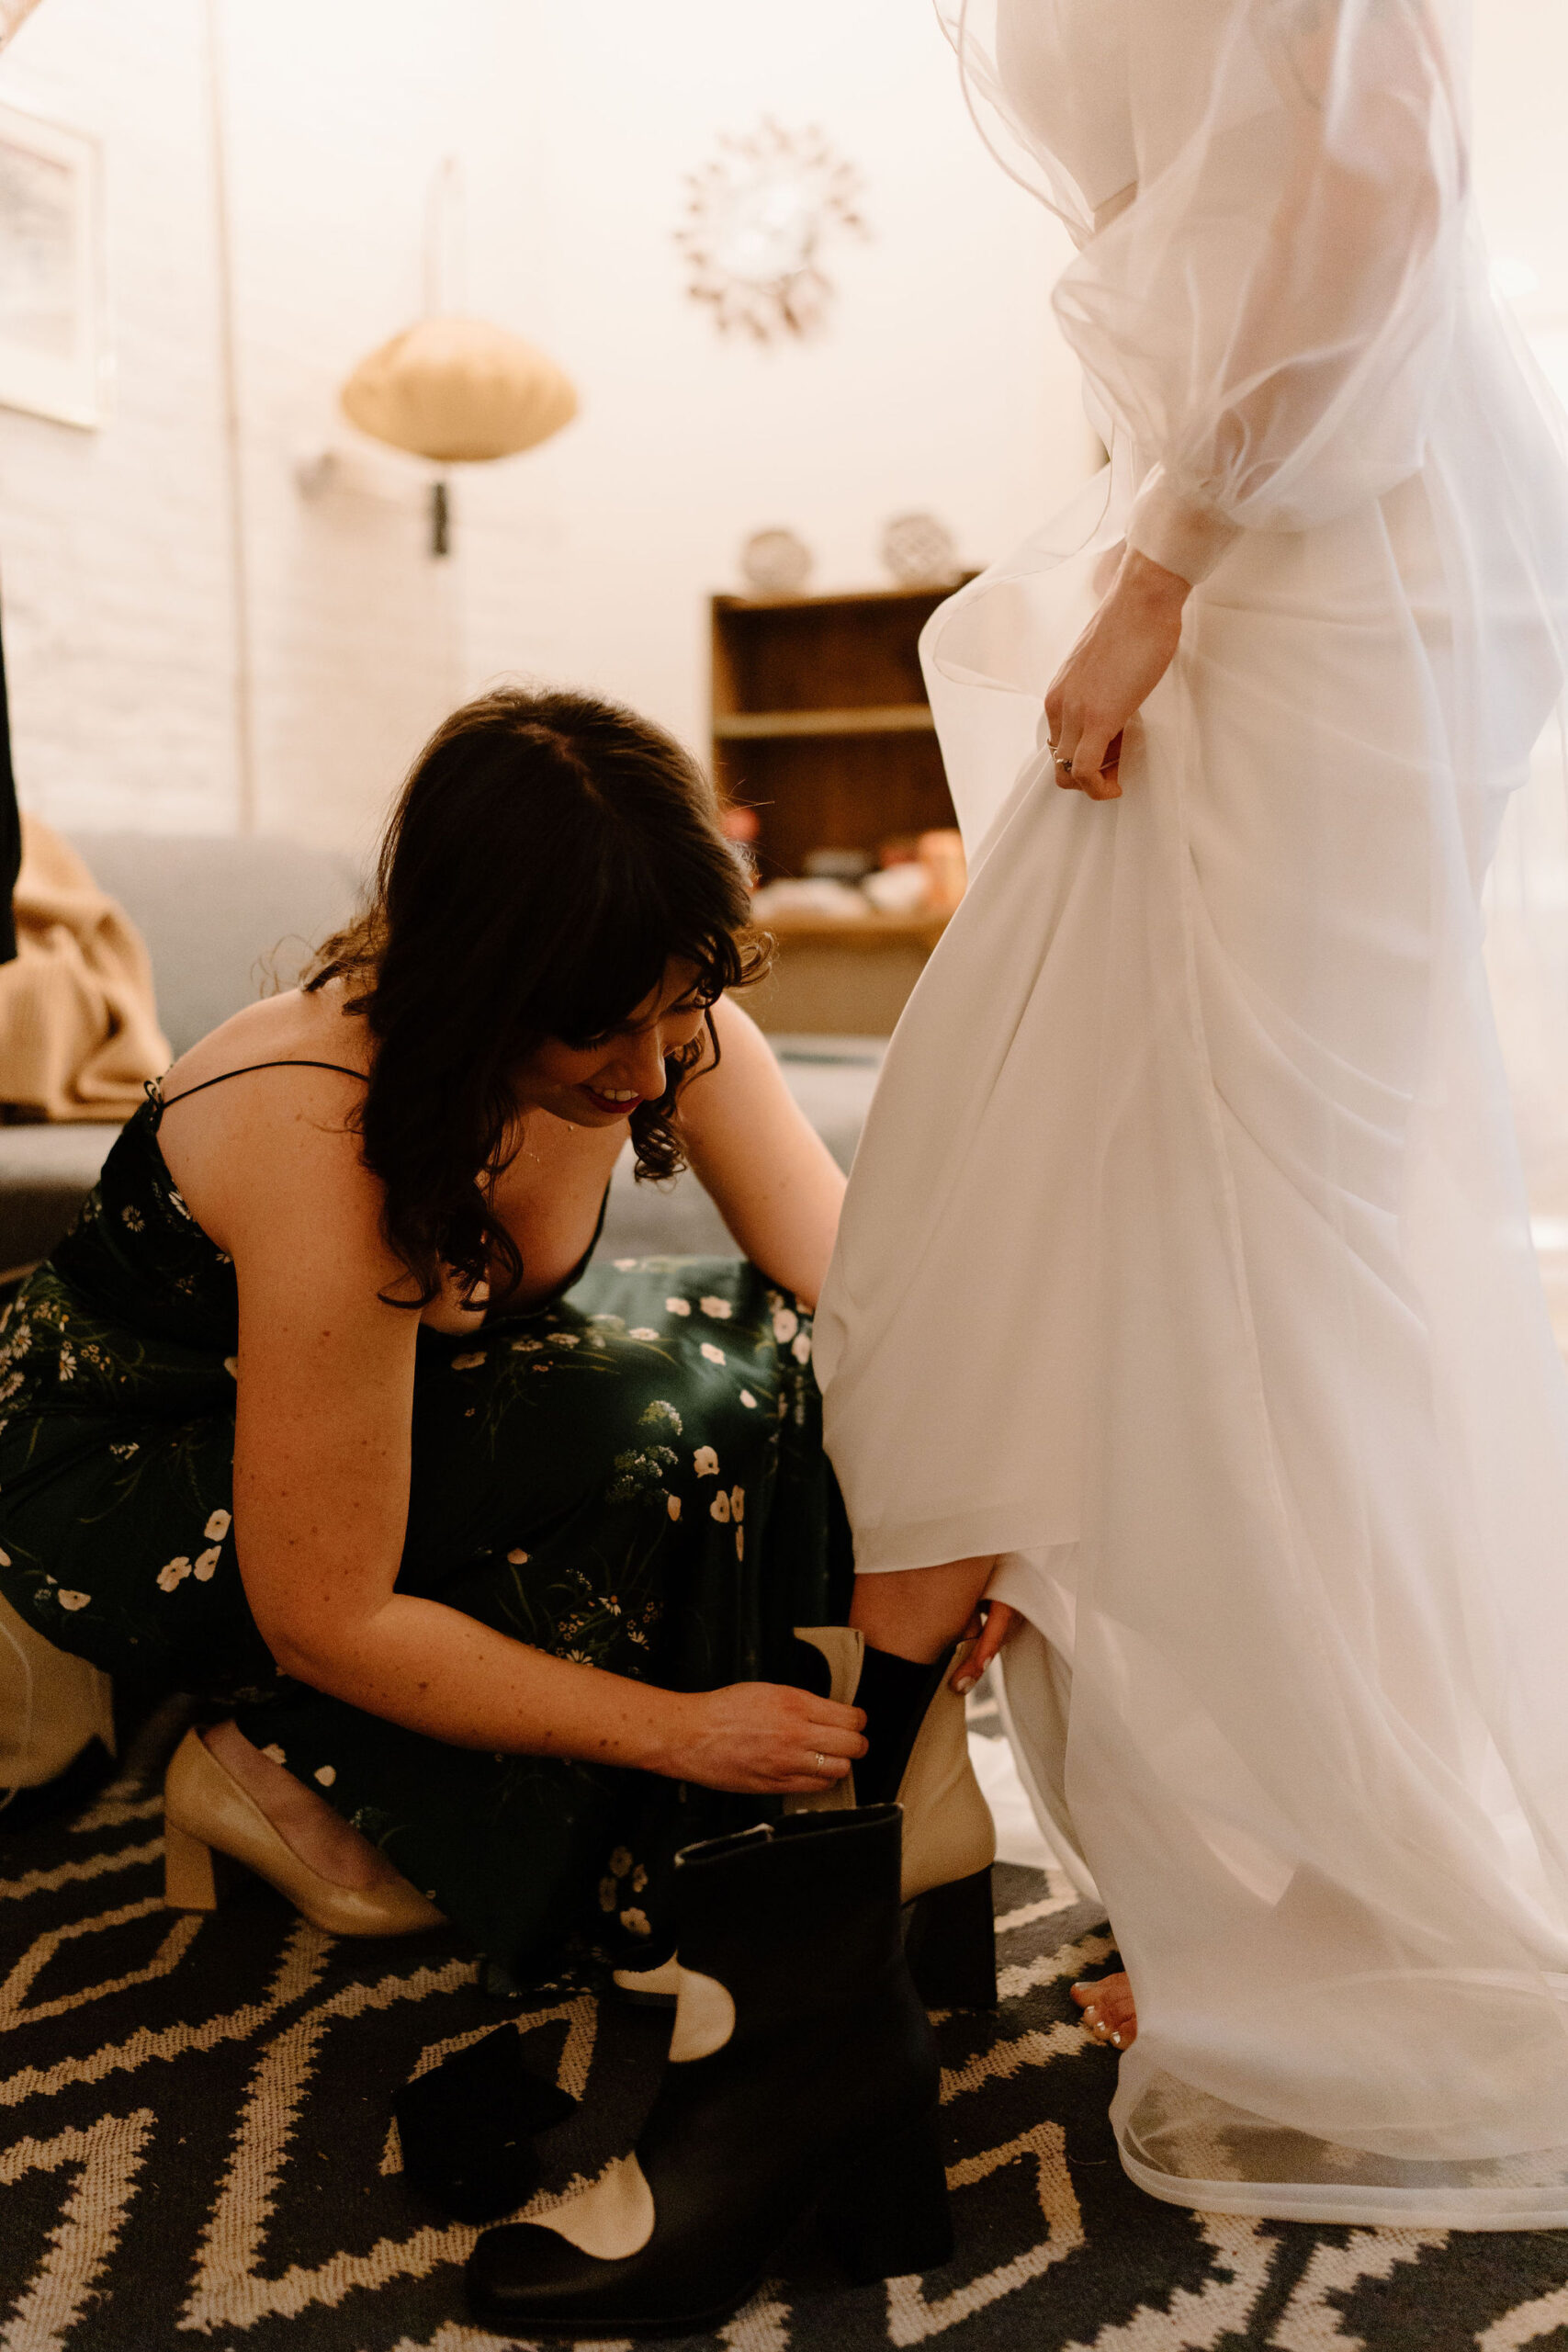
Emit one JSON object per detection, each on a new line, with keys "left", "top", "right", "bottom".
{"left": 1110, "top": 2031, "right": 1122, "bottom": 2047}
{"left": 954, "top": 1674, "right": 976, "bottom": 1692}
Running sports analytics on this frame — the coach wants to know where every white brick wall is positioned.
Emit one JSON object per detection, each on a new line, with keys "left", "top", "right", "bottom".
{"left": 0, "top": 0, "right": 1559, "bottom": 862}
{"left": 0, "top": 0, "right": 1085, "bottom": 858}
{"left": 0, "top": 0, "right": 237, "bottom": 832}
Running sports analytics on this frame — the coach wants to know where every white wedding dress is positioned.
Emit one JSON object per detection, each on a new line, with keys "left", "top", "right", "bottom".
{"left": 814, "top": 0, "right": 1568, "bottom": 2226}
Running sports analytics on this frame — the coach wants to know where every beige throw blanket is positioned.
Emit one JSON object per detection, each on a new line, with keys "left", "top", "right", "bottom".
{"left": 0, "top": 814, "right": 170, "bottom": 1122}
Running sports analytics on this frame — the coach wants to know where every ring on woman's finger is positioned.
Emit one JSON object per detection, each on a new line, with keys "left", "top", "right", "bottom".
{"left": 813, "top": 1750, "right": 827, "bottom": 1770}
{"left": 1053, "top": 753, "right": 1074, "bottom": 773}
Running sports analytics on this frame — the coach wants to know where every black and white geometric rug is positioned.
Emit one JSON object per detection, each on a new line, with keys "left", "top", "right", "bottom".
{"left": 6, "top": 1718, "right": 1568, "bottom": 2352}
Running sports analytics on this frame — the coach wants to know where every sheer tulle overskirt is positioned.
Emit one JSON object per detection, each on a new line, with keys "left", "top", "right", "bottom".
{"left": 816, "top": 0, "right": 1568, "bottom": 2225}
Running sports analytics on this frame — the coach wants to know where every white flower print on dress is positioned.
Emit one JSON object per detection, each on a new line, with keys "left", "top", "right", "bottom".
{"left": 665, "top": 1297, "right": 692, "bottom": 1317}
{"left": 609, "top": 1847, "right": 634, "bottom": 1877}
{"left": 620, "top": 1907, "right": 651, "bottom": 1937}
{"left": 192, "top": 1545, "right": 221, "bottom": 1582}
{"left": 511, "top": 1338, "right": 543, "bottom": 1353}
{"left": 223, "top": 1356, "right": 239, "bottom": 1379}
{"left": 710, "top": 1492, "right": 731, "bottom": 1523}
{"left": 694, "top": 1446, "right": 718, "bottom": 1478}
{"left": 262, "top": 1744, "right": 287, "bottom": 1765}
{"left": 667, "top": 1494, "right": 682, "bottom": 1521}
{"left": 631, "top": 1863, "right": 649, "bottom": 1893}
{"left": 641, "top": 1400, "right": 682, "bottom": 1433}
{"left": 507, "top": 1547, "right": 530, "bottom": 1565}
{"left": 735, "top": 1527, "right": 744, "bottom": 1561}
{"left": 699, "top": 1297, "right": 732, "bottom": 1320}
{"left": 204, "top": 1509, "right": 231, "bottom": 1543}
{"left": 57, "top": 1589, "right": 90, "bottom": 1611}
{"left": 772, "top": 1306, "right": 799, "bottom": 1344}
{"left": 729, "top": 1487, "right": 744, "bottom": 1521}
{"left": 792, "top": 1331, "right": 812, "bottom": 1364}
{"left": 739, "top": 1389, "right": 757, "bottom": 1409}
{"left": 157, "top": 1556, "right": 193, "bottom": 1593}
{"left": 629, "top": 1328, "right": 660, "bottom": 1342}
{"left": 451, "top": 1351, "right": 486, "bottom": 1372}
{"left": 701, "top": 1343, "right": 726, "bottom": 1365}
{"left": 555, "top": 1334, "right": 581, "bottom": 1349}
{"left": 314, "top": 1765, "right": 336, "bottom": 1787}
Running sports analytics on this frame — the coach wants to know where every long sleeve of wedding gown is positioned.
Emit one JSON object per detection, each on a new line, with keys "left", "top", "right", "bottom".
{"left": 940, "top": 0, "right": 1469, "bottom": 578}
{"left": 1090, "top": 0, "right": 1468, "bottom": 580}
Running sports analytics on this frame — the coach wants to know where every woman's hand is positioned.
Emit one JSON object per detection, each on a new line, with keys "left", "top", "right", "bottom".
{"left": 665, "top": 1681, "right": 867, "bottom": 1796}
{"left": 951, "top": 1600, "right": 1021, "bottom": 1691}
{"left": 1043, "top": 547, "right": 1190, "bottom": 799}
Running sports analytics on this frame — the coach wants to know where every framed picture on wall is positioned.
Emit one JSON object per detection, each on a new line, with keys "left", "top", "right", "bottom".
{"left": 0, "top": 101, "right": 105, "bottom": 429}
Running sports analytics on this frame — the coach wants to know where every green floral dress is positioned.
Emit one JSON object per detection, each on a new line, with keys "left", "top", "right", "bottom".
{"left": 0, "top": 1087, "right": 852, "bottom": 1980}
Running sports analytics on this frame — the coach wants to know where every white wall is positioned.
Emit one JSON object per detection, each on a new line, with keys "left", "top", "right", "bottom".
{"left": 0, "top": 0, "right": 1081, "bottom": 857}
{"left": 0, "top": 0, "right": 236, "bottom": 831}
{"left": 1472, "top": 1, "right": 1568, "bottom": 322}
{"left": 502, "top": 5, "right": 1085, "bottom": 763}
{"left": 7, "top": 0, "right": 1558, "bottom": 860}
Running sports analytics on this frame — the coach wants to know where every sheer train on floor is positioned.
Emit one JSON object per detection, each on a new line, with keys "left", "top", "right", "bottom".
{"left": 816, "top": 0, "right": 1568, "bottom": 2226}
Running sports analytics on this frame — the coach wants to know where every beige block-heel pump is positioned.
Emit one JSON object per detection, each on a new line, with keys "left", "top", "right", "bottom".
{"left": 162, "top": 1728, "right": 446, "bottom": 1937}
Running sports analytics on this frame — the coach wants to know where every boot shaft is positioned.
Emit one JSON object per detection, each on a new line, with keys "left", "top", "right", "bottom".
{"left": 671, "top": 1805, "right": 919, "bottom": 2053}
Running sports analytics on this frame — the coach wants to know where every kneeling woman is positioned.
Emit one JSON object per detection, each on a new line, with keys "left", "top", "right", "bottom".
{"left": 0, "top": 688, "right": 870, "bottom": 1982}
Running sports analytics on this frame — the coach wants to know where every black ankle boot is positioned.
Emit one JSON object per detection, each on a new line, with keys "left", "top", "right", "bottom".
{"left": 853, "top": 1645, "right": 954, "bottom": 1804}
{"left": 467, "top": 1804, "right": 952, "bottom": 2335}
{"left": 789, "top": 1627, "right": 998, "bottom": 2009}
{"left": 394, "top": 2025, "right": 577, "bottom": 2222}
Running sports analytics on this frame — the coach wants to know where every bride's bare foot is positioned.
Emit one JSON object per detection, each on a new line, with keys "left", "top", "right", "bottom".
{"left": 1072, "top": 1971, "right": 1137, "bottom": 2049}
{"left": 202, "top": 1720, "right": 409, "bottom": 1893}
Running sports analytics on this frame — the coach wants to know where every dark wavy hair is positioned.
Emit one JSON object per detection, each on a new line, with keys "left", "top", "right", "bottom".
{"left": 307, "top": 685, "right": 770, "bottom": 1308}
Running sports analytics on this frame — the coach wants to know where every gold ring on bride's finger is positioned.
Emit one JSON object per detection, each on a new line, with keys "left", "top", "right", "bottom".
{"left": 1054, "top": 753, "right": 1074, "bottom": 772}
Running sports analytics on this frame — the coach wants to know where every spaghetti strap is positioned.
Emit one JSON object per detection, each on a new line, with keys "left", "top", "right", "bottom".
{"left": 155, "top": 1058, "right": 367, "bottom": 1111}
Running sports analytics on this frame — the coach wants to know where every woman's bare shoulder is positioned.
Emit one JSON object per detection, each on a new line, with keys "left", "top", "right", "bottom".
{"left": 160, "top": 983, "right": 371, "bottom": 1105}
{"left": 156, "top": 986, "right": 382, "bottom": 1264}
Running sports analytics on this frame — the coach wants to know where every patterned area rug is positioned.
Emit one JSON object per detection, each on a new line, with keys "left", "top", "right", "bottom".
{"left": 6, "top": 1724, "right": 1568, "bottom": 2352}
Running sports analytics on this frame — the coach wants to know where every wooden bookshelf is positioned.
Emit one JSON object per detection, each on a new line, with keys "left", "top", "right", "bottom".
{"left": 713, "top": 705, "right": 936, "bottom": 741}
{"left": 711, "top": 582, "right": 975, "bottom": 1031}
{"left": 710, "top": 583, "right": 968, "bottom": 882}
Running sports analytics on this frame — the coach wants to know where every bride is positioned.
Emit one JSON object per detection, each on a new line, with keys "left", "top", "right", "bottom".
{"left": 818, "top": 0, "right": 1568, "bottom": 2226}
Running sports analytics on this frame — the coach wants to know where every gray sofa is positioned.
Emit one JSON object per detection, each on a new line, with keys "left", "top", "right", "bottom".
{"left": 0, "top": 831, "right": 882, "bottom": 1273}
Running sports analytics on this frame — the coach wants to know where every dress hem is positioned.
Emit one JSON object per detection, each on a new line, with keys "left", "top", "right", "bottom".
{"left": 1116, "top": 2143, "right": 1568, "bottom": 2231}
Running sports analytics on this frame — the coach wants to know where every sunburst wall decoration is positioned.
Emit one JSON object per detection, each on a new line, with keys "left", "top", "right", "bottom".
{"left": 676, "top": 118, "right": 868, "bottom": 344}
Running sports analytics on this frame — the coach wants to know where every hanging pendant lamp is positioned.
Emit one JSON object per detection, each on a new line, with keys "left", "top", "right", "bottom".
{"left": 339, "top": 315, "right": 578, "bottom": 466}
{"left": 338, "top": 160, "right": 579, "bottom": 555}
